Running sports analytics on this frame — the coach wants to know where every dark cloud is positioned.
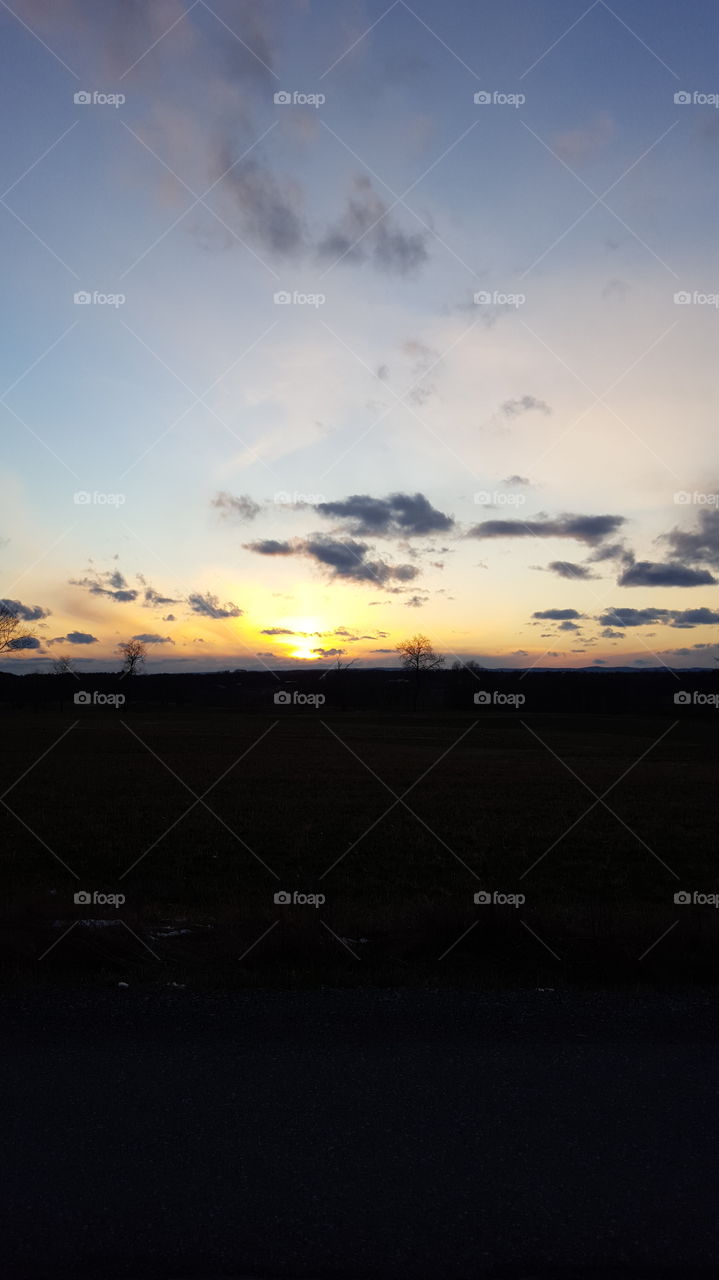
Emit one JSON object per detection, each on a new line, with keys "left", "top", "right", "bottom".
{"left": 317, "top": 175, "right": 429, "bottom": 276}
{"left": 302, "top": 535, "right": 418, "bottom": 586}
{"left": 8, "top": 636, "right": 41, "bottom": 650}
{"left": 260, "top": 627, "right": 297, "bottom": 636}
{"left": 618, "top": 560, "right": 716, "bottom": 587}
{"left": 533, "top": 609, "right": 583, "bottom": 620}
{"left": 0, "top": 598, "right": 51, "bottom": 621}
{"left": 244, "top": 539, "right": 293, "bottom": 555}
{"left": 468, "top": 513, "right": 626, "bottom": 546}
{"left": 70, "top": 573, "right": 138, "bottom": 603}
{"left": 669, "top": 608, "right": 719, "bottom": 629}
{"left": 314, "top": 492, "right": 454, "bottom": 538}
{"left": 187, "top": 593, "right": 243, "bottom": 619}
{"left": 132, "top": 634, "right": 174, "bottom": 644}
{"left": 144, "top": 586, "right": 182, "bottom": 607}
{"left": 246, "top": 531, "right": 419, "bottom": 587}
{"left": 597, "top": 607, "right": 670, "bottom": 628}
{"left": 312, "top": 647, "right": 345, "bottom": 657}
{"left": 499, "top": 395, "right": 551, "bottom": 419}
{"left": 65, "top": 632, "right": 98, "bottom": 645}
{"left": 503, "top": 475, "right": 531, "bottom": 487}
{"left": 546, "top": 561, "right": 597, "bottom": 580}
{"left": 212, "top": 491, "right": 261, "bottom": 522}
{"left": 660, "top": 508, "right": 719, "bottom": 568}
{"left": 219, "top": 155, "right": 305, "bottom": 257}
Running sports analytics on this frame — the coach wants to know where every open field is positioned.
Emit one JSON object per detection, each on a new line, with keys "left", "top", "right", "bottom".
{"left": 0, "top": 705, "right": 716, "bottom": 988}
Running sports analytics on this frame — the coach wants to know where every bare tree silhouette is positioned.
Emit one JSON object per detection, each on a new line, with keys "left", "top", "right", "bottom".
{"left": 0, "top": 605, "right": 35, "bottom": 654}
{"left": 396, "top": 634, "right": 444, "bottom": 710}
{"left": 118, "top": 638, "right": 146, "bottom": 678}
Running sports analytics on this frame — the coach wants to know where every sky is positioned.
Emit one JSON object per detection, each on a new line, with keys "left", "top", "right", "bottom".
{"left": 2, "top": 0, "right": 719, "bottom": 673}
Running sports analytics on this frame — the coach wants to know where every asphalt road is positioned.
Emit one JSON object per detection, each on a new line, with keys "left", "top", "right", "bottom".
{"left": 2, "top": 987, "right": 719, "bottom": 1279}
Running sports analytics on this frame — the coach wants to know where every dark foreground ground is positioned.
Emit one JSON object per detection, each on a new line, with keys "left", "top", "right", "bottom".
{"left": 3, "top": 986, "right": 719, "bottom": 1279}
{"left": 1, "top": 707, "right": 718, "bottom": 987}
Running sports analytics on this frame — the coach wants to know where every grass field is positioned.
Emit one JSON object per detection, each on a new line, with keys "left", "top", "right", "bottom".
{"left": 1, "top": 705, "right": 716, "bottom": 988}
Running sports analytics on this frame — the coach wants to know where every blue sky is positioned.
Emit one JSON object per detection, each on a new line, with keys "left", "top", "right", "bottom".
{"left": 2, "top": 0, "right": 719, "bottom": 671}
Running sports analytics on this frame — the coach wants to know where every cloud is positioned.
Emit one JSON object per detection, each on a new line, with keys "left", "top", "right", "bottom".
{"left": 260, "top": 627, "right": 297, "bottom": 636}
{"left": 618, "top": 560, "right": 716, "bottom": 587}
{"left": 56, "top": 631, "right": 98, "bottom": 645}
{"left": 0, "top": 598, "right": 51, "bottom": 621}
{"left": 212, "top": 491, "right": 261, "bottom": 522}
{"left": 132, "top": 634, "right": 174, "bottom": 644}
{"left": 317, "top": 175, "right": 429, "bottom": 275}
{"left": 244, "top": 539, "right": 294, "bottom": 555}
{"left": 553, "top": 111, "right": 614, "bottom": 163}
{"left": 70, "top": 573, "right": 138, "bottom": 603}
{"left": 503, "top": 475, "right": 532, "bottom": 487}
{"left": 668, "top": 608, "right": 719, "bottom": 629}
{"left": 187, "top": 592, "right": 243, "bottom": 618}
{"left": 218, "top": 154, "right": 305, "bottom": 257}
{"left": 545, "top": 561, "right": 597, "bottom": 580}
{"left": 660, "top": 508, "right": 719, "bottom": 568}
{"left": 8, "top": 636, "right": 41, "bottom": 650}
{"left": 405, "top": 595, "right": 426, "bottom": 607}
{"left": 302, "top": 535, "right": 418, "bottom": 586}
{"left": 499, "top": 395, "right": 551, "bottom": 419}
{"left": 593, "top": 606, "right": 719, "bottom": 630}
{"left": 597, "top": 607, "right": 670, "bottom": 628}
{"left": 311, "top": 647, "right": 345, "bottom": 657}
{"left": 314, "top": 492, "right": 454, "bottom": 537}
{"left": 533, "top": 608, "right": 583, "bottom": 620}
{"left": 245, "top": 532, "right": 419, "bottom": 587}
{"left": 468, "top": 513, "right": 625, "bottom": 546}
{"left": 144, "top": 586, "right": 182, "bottom": 607}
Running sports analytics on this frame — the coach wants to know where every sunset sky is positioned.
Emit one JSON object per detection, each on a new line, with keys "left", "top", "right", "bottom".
{"left": 2, "top": 0, "right": 718, "bottom": 672}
